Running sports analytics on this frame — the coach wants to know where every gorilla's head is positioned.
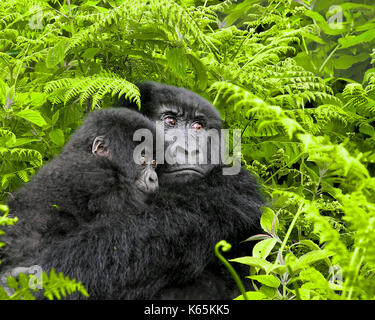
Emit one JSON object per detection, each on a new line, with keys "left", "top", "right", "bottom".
{"left": 63, "top": 108, "right": 159, "bottom": 195}
{"left": 118, "top": 82, "right": 222, "bottom": 183}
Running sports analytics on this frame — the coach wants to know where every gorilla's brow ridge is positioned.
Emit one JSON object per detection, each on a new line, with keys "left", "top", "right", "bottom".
{"left": 158, "top": 104, "right": 184, "bottom": 117}
{"left": 158, "top": 104, "right": 208, "bottom": 121}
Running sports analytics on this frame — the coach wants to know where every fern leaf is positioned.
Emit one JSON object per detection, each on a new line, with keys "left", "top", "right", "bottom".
{"left": 45, "top": 72, "right": 140, "bottom": 109}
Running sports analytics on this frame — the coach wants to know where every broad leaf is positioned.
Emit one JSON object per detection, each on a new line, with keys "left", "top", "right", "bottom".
{"left": 49, "top": 129, "right": 65, "bottom": 147}
{"left": 247, "top": 275, "right": 281, "bottom": 288}
{"left": 16, "top": 109, "right": 47, "bottom": 127}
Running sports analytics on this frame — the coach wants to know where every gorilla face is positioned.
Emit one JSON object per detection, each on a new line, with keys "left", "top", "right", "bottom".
{"left": 155, "top": 103, "right": 218, "bottom": 180}
{"left": 71, "top": 108, "right": 159, "bottom": 195}
{"left": 119, "top": 82, "right": 222, "bottom": 183}
{"left": 91, "top": 134, "right": 158, "bottom": 195}
{"left": 135, "top": 156, "right": 158, "bottom": 194}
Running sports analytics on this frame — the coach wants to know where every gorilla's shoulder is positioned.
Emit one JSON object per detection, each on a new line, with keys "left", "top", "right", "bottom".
{"left": 207, "top": 166, "right": 260, "bottom": 187}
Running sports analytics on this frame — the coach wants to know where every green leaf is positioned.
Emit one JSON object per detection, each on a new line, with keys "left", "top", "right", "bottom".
{"left": 230, "top": 256, "right": 273, "bottom": 273}
{"left": 51, "top": 110, "right": 60, "bottom": 126}
{"left": 49, "top": 129, "right": 65, "bottom": 146}
{"left": 359, "top": 124, "right": 375, "bottom": 137}
{"left": 252, "top": 238, "right": 278, "bottom": 260}
{"left": 46, "top": 38, "right": 70, "bottom": 68}
{"left": 334, "top": 52, "right": 370, "bottom": 69}
{"left": 6, "top": 138, "right": 40, "bottom": 148}
{"left": 298, "top": 288, "right": 311, "bottom": 300}
{"left": 260, "top": 207, "right": 278, "bottom": 234}
{"left": 16, "top": 109, "right": 47, "bottom": 127}
{"left": 297, "top": 239, "right": 321, "bottom": 251}
{"left": 280, "top": 118, "right": 302, "bottom": 139}
{"left": 0, "top": 79, "right": 8, "bottom": 106}
{"left": 247, "top": 275, "right": 281, "bottom": 288}
{"left": 338, "top": 30, "right": 375, "bottom": 49}
{"left": 234, "top": 291, "right": 268, "bottom": 300}
{"left": 30, "top": 92, "right": 47, "bottom": 107}
{"left": 302, "top": 32, "right": 325, "bottom": 45}
{"left": 299, "top": 268, "right": 328, "bottom": 288}
{"left": 82, "top": 48, "right": 100, "bottom": 60}
{"left": 304, "top": 10, "right": 344, "bottom": 35}
{"left": 300, "top": 162, "right": 320, "bottom": 184}
{"left": 186, "top": 53, "right": 208, "bottom": 90}
{"left": 166, "top": 48, "right": 187, "bottom": 77}
{"left": 259, "top": 285, "right": 277, "bottom": 298}
{"left": 293, "top": 249, "right": 334, "bottom": 271}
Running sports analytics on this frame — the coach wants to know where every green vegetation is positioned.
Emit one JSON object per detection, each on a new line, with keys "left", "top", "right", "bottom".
{"left": 1, "top": 0, "right": 375, "bottom": 300}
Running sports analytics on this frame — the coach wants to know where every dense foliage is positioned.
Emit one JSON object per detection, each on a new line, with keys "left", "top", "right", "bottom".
{"left": 0, "top": 0, "right": 375, "bottom": 300}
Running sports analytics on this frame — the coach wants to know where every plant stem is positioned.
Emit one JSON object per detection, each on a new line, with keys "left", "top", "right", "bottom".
{"left": 319, "top": 44, "right": 340, "bottom": 73}
{"left": 276, "top": 203, "right": 304, "bottom": 265}
{"left": 215, "top": 240, "right": 248, "bottom": 300}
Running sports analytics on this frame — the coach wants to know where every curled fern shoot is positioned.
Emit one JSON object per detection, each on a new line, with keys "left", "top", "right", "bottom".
{"left": 214, "top": 240, "right": 248, "bottom": 300}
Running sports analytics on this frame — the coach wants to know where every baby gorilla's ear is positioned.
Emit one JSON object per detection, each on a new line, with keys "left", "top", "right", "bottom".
{"left": 92, "top": 136, "right": 111, "bottom": 158}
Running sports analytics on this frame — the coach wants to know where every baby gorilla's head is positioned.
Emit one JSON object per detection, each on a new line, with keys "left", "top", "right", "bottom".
{"left": 66, "top": 108, "right": 159, "bottom": 196}
{"left": 92, "top": 135, "right": 159, "bottom": 195}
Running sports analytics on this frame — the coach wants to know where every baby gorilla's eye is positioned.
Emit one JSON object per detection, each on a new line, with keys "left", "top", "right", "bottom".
{"left": 192, "top": 122, "right": 203, "bottom": 130}
{"left": 151, "top": 160, "right": 157, "bottom": 167}
{"left": 164, "top": 116, "right": 176, "bottom": 126}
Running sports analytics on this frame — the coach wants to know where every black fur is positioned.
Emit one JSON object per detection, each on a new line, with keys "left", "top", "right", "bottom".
{"left": 1, "top": 83, "right": 264, "bottom": 300}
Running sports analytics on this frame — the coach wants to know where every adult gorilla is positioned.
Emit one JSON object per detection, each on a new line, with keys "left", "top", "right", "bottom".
{"left": 117, "top": 82, "right": 265, "bottom": 299}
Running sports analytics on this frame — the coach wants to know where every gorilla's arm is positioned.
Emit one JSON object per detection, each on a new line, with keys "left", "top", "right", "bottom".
{"left": 155, "top": 166, "right": 265, "bottom": 300}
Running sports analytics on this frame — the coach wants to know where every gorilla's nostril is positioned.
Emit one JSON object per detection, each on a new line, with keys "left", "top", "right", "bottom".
{"left": 175, "top": 145, "right": 189, "bottom": 156}
{"left": 148, "top": 172, "right": 158, "bottom": 183}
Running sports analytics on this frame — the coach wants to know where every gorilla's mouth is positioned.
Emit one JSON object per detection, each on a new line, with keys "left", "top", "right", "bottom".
{"left": 163, "top": 166, "right": 205, "bottom": 177}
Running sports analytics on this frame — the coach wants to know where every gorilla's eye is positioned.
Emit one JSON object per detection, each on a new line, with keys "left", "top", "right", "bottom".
{"left": 140, "top": 156, "right": 146, "bottom": 164}
{"left": 151, "top": 160, "right": 157, "bottom": 167}
{"left": 192, "top": 122, "right": 203, "bottom": 130}
{"left": 164, "top": 116, "right": 176, "bottom": 126}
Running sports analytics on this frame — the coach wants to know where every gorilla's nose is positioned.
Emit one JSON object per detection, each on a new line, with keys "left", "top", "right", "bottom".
{"left": 146, "top": 170, "right": 158, "bottom": 192}
{"left": 172, "top": 144, "right": 200, "bottom": 164}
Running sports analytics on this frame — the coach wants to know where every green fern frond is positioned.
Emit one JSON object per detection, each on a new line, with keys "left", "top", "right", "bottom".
{"left": 343, "top": 83, "right": 375, "bottom": 114}
{"left": 3, "top": 269, "right": 89, "bottom": 300}
{"left": 0, "top": 129, "right": 16, "bottom": 146}
{"left": 248, "top": 139, "right": 303, "bottom": 166}
{"left": 0, "top": 205, "right": 18, "bottom": 228}
{"left": 312, "top": 104, "right": 350, "bottom": 126}
{"left": 367, "top": 73, "right": 375, "bottom": 94}
{"left": 1, "top": 168, "right": 35, "bottom": 188}
{"left": 150, "top": 0, "right": 217, "bottom": 53}
{"left": 344, "top": 83, "right": 366, "bottom": 98}
{"left": 209, "top": 81, "right": 268, "bottom": 110}
{"left": 0, "top": 147, "right": 42, "bottom": 166}
{"left": 42, "top": 269, "right": 89, "bottom": 300}
{"left": 45, "top": 72, "right": 140, "bottom": 109}
{"left": 206, "top": 0, "right": 234, "bottom": 12}
{"left": 15, "top": 169, "right": 30, "bottom": 183}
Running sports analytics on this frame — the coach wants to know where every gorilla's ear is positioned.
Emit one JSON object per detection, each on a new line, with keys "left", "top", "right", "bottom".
{"left": 92, "top": 136, "right": 110, "bottom": 158}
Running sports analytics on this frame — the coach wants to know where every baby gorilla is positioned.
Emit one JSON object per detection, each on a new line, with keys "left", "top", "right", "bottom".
{"left": 0, "top": 108, "right": 159, "bottom": 298}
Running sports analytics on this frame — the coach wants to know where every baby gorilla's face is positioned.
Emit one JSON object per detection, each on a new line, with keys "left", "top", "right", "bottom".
{"left": 135, "top": 156, "right": 158, "bottom": 194}
{"left": 91, "top": 135, "right": 158, "bottom": 195}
